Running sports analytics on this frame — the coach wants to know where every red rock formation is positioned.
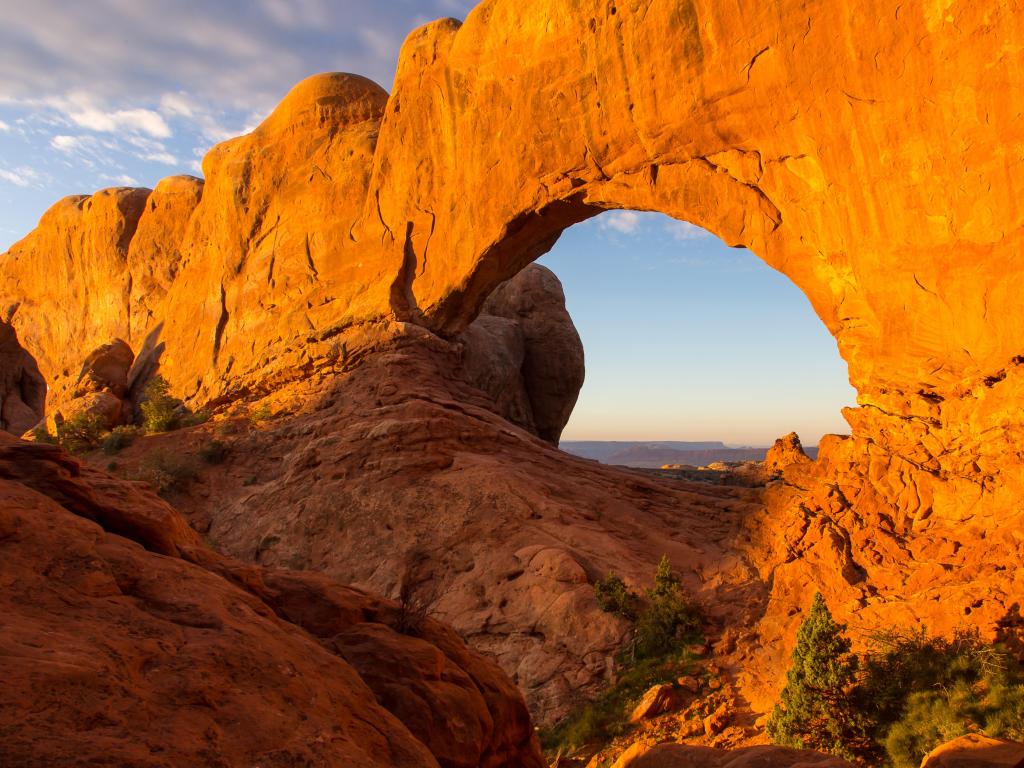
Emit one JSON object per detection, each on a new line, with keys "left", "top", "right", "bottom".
{"left": 460, "top": 263, "right": 584, "bottom": 444}
{"left": 0, "top": 433, "right": 543, "bottom": 768}
{"left": 609, "top": 742, "right": 854, "bottom": 767}
{"left": 2, "top": 0, "right": 1023, "bottom": 742}
{"left": 920, "top": 734, "right": 1024, "bottom": 768}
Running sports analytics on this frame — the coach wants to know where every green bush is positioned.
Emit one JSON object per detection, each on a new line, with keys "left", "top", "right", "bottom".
{"left": 633, "top": 556, "right": 702, "bottom": 660}
{"left": 594, "top": 572, "right": 639, "bottom": 620}
{"left": 863, "top": 628, "right": 1024, "bottom": 767}
{"left": 101, "top": 425, "right": 143, "bottom": 455}
{"left": 133, "top": 450, "right": 198, "bottom": 496}
{"left": 540, "top": 651, "right": 696, "bottom": 752}
{"left": 198, "top": 439, "right": 230, "bottom": 465}
{"left": 31, "top": 426, "right": 56, "bottom": 444}
{"left": 140, "top": 376, "right": 183, "bottom": 433}
{"left": 768, "top": 599, "right": 1024, "bottom": 767}
{"left": 767, "top": 593, "right": 869, "bottom": 761}
{"left": 250, "top": 403, "right": 273, "bottom": 422}
{"left": 55, "top": 412, "right": 107, "bottom": 454}
{"left": 549, "top": 557, "right": 704, "bottom": 754}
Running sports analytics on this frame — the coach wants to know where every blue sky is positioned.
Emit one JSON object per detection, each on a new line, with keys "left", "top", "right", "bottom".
{"left": 541, "top": 213, "right": 856, "bottom": 445}
{"left": 0, "top": 0, "right": 855, "bottom": 445}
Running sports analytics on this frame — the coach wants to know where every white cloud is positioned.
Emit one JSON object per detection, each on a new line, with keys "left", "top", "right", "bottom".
{"left": 100, "top": 173, "right": 140, "bottom": 186}
{"left": 258, "top": 0, "right": 330, "bottom": 29}
{"left": 65, "top": 103, "right": 171, "bottom": 138}
{"left": 143, "top": 151, "right": 179, "bottom": 165}
{"left": 160, "top": 91, "right": 238, "bottom": 143}
{"left": 665, "top": 220, "right": 712, "bottom": 242}
{"left": 601, "top": 211, "right": 642, "bottom": 235}
{"left": 51, "top": 134, "right": 92, "bottom": 152}
{"left": 0, "top": 120, "right": 10, "bottom": 132}
{"left": 159, "top": 92, "right": 194, "bottom": 118}
{"left": 0, "top": 166, "right": 40, "bottom": 187}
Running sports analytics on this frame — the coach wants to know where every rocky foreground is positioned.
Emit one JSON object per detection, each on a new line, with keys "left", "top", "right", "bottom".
{"left": 2, "top": 0, "right": 1024, "bottom": 765}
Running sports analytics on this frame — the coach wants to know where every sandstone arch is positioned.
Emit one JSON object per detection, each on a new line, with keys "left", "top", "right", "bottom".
{"left": 1, "top": 0, "right": 1021, "bottom": 526}
{"left": 363, "top": 0, "right": 1024, "bottom": 533}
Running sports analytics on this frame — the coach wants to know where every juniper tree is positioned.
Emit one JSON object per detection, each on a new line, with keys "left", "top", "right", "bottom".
{"left": 767, "top": 592, "right": 869, "bottom": 760}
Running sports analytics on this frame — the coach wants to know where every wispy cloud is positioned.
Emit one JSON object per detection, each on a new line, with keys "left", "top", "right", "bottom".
{"left": 99, "top": 173, "right": 140, "bottom": 186}
{"left": 665, "top": 219, "right": 712, "bottom": 242}
{"left": 601, "top": 211, "right": 642, "bottom": 235}
{"left": 50, "top": 134, "right": 92, "bottom": 152}
{"left": 0, "top": 120, "right": 10, "bottom": 133}
{"left": 0, "top": 166, "right": 41, "bottom": 187}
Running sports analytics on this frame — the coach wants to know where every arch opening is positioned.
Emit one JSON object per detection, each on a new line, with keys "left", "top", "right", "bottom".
{"left": 526, "top": 209, "right": 857, "bottom": 466}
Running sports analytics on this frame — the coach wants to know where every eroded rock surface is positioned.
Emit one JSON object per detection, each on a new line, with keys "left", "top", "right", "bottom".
{"left": 2, "top": 0, "right": 1024, "bottom": 742}
{"left": 0, "top": 433, "right": 543, "bottom": 768}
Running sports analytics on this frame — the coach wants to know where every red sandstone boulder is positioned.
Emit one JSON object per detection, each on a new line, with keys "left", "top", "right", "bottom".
{"left": 611, "top": 743, "right": 854, "bottom": 767}
{"left": 460, "top": 263, "right": 584, "bottom": 445}
{"left": 920, "top": 734, "right": 1024, "bottom": 768}
{"left": 629, "top": 684, "right": 681, "bottom": 723}
{"left": 74, "top": 338, "right": 134, "bottom": 398}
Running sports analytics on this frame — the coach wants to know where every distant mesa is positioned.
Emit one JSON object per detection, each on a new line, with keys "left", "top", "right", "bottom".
{"left": 562, "top": 440, "right": 819, "bottom": 468}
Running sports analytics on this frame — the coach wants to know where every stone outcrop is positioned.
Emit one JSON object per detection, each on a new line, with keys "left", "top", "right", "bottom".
{"left": 2, "top": 0, "right": 1024, "bottom": 746}
{"left": 0, "top": 320, "right": 44, "bottom": 435}
{"left": 762, "top": 432, "right": 810, "bottom": 477}
{"left": 920, "top": 734, "right": 1024, "bottom": 768}
{"left": 608, "top": 743, "right": 854, "bottom": 767}
{"left": 460, "top": 263, "right": 584, "bottom": 444}
{"left": 0, "top": 433, "right": 543, "bottom": 768}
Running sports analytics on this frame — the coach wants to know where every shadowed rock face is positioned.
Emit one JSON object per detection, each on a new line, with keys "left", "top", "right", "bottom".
{"left": 461, "top": 263, "right": 584, "bottom": 445}
{"left": 2, "top": 0, "right": 1024, "bottom": 735}
{"left": 0, "top": 320, "right": 45, "bottom": 435}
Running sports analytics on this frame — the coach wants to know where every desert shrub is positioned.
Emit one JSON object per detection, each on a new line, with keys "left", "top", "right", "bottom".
{"left": 540, "top": 651, "right": 696, "bottom": 752}
{"left": 545, "top": 557, "right": 703, "bottom": 754}
{"left": 862, "top": 628, "right": 1024, "bottom": 767}
{"left": 198, "top": 439, "right": 230, "bottom": 465}
{"left": 767, "top": 593, "right": 869, "bottom": 761}
{"left": 394, "top": 549, "right": 435, "bottom": 636}
{"left": 101, "top": 425, "right": 143, "bottom": 455}
{"left": 633, "top": 556, "right": 702, "bottom": 660}
{"left": 140, "top": 376, "right": 184, "bottom": 433}
{"left": 594, "top": 571, "right": 639, "bottom": 620}
{"left": 250, "top": 403, "right": 273, "bottom": 422}
{"left": 31, "top": 426, "right": 56, "bottom": 444}
{"left": 133, "top": 450, "right": 198, "bottom": 496}
{"left": 55, "top": 412, "right": 106, "bottom": 454}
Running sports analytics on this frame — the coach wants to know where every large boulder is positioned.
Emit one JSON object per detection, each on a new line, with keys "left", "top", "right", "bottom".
{"left": 74, "top": 338, "right": 134, "bottom": 398}
{"left": 920, "top": 734, "right": 1024, "bottom": 768}
{"left": 460, "top": 263, "right": 584, "bottom": 445}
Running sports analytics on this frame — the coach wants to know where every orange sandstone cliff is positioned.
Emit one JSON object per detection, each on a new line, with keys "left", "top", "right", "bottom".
{"left": 2, "top": 0, "right": 1024, "bottom": 742}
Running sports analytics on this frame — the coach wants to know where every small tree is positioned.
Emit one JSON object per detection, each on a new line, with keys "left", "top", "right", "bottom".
{"left": 767, "top": 593, "right": 868, "bottom": 760}
{"left": 140, "top": 376, "right": 181, "bottom": 433}
{"left": 55, "top": 412, "right": 106, "bottom": 454}
{"left": 594, "top": 571, "right": 639, "bottom": 620}
{"left": 634, "top": 555, "right": 701, "bottom": 659}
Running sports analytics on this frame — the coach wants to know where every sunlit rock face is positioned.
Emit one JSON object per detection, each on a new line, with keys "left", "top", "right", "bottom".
{"left": 2, "top": 0, "right": 1024, "bottom": 723}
